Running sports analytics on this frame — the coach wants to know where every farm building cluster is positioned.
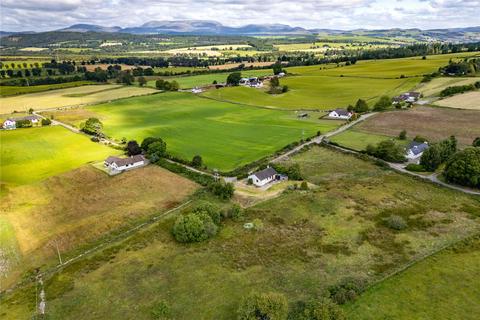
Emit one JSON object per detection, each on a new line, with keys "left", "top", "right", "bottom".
{"left": 2, "top": 115, "right": 40, "bottom": 130}
{"left": 393, "top": 92, "right": 421, "bottom": 105}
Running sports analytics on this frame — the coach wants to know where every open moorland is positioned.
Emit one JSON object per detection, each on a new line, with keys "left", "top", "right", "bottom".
{"left": 3, "top": 146, "right": 478, "bottom": 319}
{"left": 0, "top": 85, "right": 157, "bottom": 114}
{"left": 434, "top": 91, "right": 480, "bottom": 110}
{"left": 0, "top": 126, "right": 119, "bottom": 185}
{"left": 345, "top": 236, "right": 480, "bottom": 319}
{"left": 353, "top": 106, "right": 480, "bottom": 146}
{"left": 69, "top": 92, "right": 343, "bottom": 171}
{"left": 0, "top": 165, "right": 198, "bottom": 289}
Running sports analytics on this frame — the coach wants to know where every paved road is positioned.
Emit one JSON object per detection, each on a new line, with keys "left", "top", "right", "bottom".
{"left": 272, "top": 112, "right": 377, "bottom": 163}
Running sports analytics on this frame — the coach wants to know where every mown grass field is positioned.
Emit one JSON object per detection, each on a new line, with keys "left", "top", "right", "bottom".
{"left": 0, "top": 85, "right": 157, "bottom": 114}
{"left": 82, "top": 92, "right": 342, "bottom": 171}
{"left": 355, "top": 106, "right": 480, "bottom": 146}
{"left": 0, "top": 165, "right": 198, "bottom": 289}
{"left": 0, "top": 81, "right": 95, "bottom": 97}
{"left": 202, "top": 77, "right": 418, "bottom": 109}
{"left": 4, "top": 146, "right": 478, "bottom": 319}
{"left": 344, "top": 236, "right": 480, "bottom": 319}
{"left": 434, "top": 91, "right": 480, "bottom": 110}
{"left": 417, "top": 77, "right": 480, "bottom": 97}
{"left": 0, "top": 126, "right": 119, "bottom": 185}
{"left": 329, "top": 129, "right": 404, "bottom": 151}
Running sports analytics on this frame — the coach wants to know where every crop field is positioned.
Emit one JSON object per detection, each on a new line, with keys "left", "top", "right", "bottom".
{"left": 355, "top": 106, "right": 480, "bottom": 146}
{"left": 0, "top": 165, "right": 198, "bottom": 289}
{"left": 434, "top": 91, "right": 480, "bottom": 110}
{"left": 165, "top": 44, "right": 259, "bottom": 57}
{"left": 208, "top": 62, "right": 274, "bottom": 70}
{"left": 0, "top": 126, "right": 119, "bottom": 185}
{"left": 202, "top": 77, "right": 418, "bottom": 109}
{"left": 0, "top": 81, "right": 95, "bottom": 97}
{"left": 4, "top": 146, "right": 479, "bottom": 319}
{"left": 274, "top": 42, "right": 392, "bottom": 52}
{"left": 417, "top": 77, "right": 480, "bottom": 97}
{"left": 80, "top": 92, "right": 341, "bottom": 171}
{"left": 149, "top": 69, "right": 273, "bottom": 89}
{"left": 0, "top": 84, "right": 157, "bottom": 113}
{"left": 345, "top": 236, "right": 480, "bottom": 319}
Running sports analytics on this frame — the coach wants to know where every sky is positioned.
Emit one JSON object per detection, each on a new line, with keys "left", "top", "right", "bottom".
{"left": 1, "top": 0, "right": 479, "bottom": 32}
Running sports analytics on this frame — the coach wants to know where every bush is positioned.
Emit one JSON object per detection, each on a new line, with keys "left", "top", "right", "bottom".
{"left": 366, "top": 140, "right": 405, "bottom": 163}
{"left": 192, "top": 202, "right": 222, "bottom": 225}
{"left": 15, "top": 119, "right": 32, "bottom": 128}
{"left": 444, "top": 148, "right": 480, "bottom": 188}
{"left": 398, "top": 130, "right": 407, "bottom": 140}
{"left": 126, "top": 140, "right": 142, "bottom": 156}
{"left": 41, "top": 118, "right": 52, "bottom": 126}
{"left": 90, "top": 136, "right": 100, "bottom": 142}
{"left": 207, "top": 181, "right": 234, "bottom": 199}
{"left": 227, "top": 72, "right": 242, "bottom": 86}
{"left": 172, "top": 212, "right": 217, "bottom": 243}
{"left": 473, "top": 137, "right": 480, "bottom": 147}
{"left": 227, "top": 204, "right": 244, "bottom": 221}
{"left": 300, "top": 181, "right": 309, "bottom": 190}
{"left": 252, "top": 218, "right": 264, "bottom": 231}
{"left": 420, "top": 136, "right": 457, "bottom": 171}
{"left": 192, "top": 155, "right": 203, "bottom": 168}
{"left": 237, "top": 292, "right": 288, "bottom": 320}
{"left": 373, "top": 95, "right": 391, "bottom": 111}
{"left": 289, "top": 298, "right": 346, "bottom": 320}
{"left": 328, "top": 278, "right": 365, "bottom": 305}
{"left": 81, "top": 117, "right": 103, "bottom": 135}
{"left": 385, "top": 215, "right": 408, "bottom": 230}
{"left": 405, "top": 163, "right": 425, "bottom": 172}
{"left": 353, "top": 99, "right": 369, "bottom": 113}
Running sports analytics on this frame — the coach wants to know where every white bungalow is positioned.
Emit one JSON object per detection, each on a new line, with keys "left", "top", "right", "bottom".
{"left": 2, "top": 119, "right": 16, "bottom": 130}
{"left": 2, "top": 115, "right": 40, "bottom": 129}
{"left": 405, "top": 141, "right": 429, "bottom": 160}
{"left": 248, "top": 167, "right": 278, "bottom": 187}
{"left": 328, "top": 109, "right": 352, "bottom": 120}
{"left": 104, "top": 154, "right": 146, "bottom": 172}
{"left": 191, "top": 87, "right": 203, "bottom": 94}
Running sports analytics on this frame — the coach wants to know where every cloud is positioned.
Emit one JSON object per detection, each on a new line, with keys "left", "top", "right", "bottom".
{"left": 1, "top": 0, "right": 478, "bottom": 31}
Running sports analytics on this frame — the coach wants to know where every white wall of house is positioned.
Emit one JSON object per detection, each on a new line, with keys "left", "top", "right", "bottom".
{"left": 328, "top": 111, "right": 351, "bottom": 119}
{"left": 406, "top": 150, "right": 423, "bottom": 160}
{"left": 248, "top": 174, "right": 275, "bottom": 187}
{"left": 108, "top": 160, "right": 145, "bottom": 171}
{"left": 2, "top": 120, "right": 16, "bottom": 129}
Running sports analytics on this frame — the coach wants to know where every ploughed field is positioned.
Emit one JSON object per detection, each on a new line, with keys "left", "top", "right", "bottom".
{"left": 4, "top": 146, "right": 478, "bottom": 319}
{"left": 63, "top": 92, "right": 343, "bottom": 171}
{"left": 0, "top": 126, "right": 119, "bottom": 185}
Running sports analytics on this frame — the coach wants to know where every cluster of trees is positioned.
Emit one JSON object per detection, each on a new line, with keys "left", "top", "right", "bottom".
{"left": 420, "top": 136, "right": 457, "bottom": 171}
{"left": 226, "top": 72, "right": 242, "bottom": 86}
{"left": 444, "top": 147, "right": 480, "bottom": 188}
{"left": 373, "top": 96, "right": 392, "bottom": 111}
{"left": 366, "top": 140, "right": 405, "bottom": 163}
{"left": 440, "top": 58, "right": 480, "bottom": 76}
{"left": 80, "top": 117, "right": 103, "bottom": 136}
{"left": 237, "top": 291, "right": 345, "bottom": 320}
{"left": 139, "top": 137, "right": 167, "bottom": 161}
{"left": 155, "top": 79, "right": 180, "bottom": 91}
{"left": 347, "top": 99, "right": 370, "bottom": 113}
{"left": 207, "top": 181, "right": 235, "bottom": 200}
{"left": 268, "top": 76, "right": 288, "bottom": 94}
{"left": 440, "top": 81, "right": 480, "bottom": 97}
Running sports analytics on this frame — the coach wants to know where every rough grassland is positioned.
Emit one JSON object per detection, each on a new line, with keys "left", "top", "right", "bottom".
{"left": 0, "top": 165, "right": 198, "bottom": 289}
{"left": 434, "top": 91, "right": 480, "bottom": 110}
{"left": 84, "top": 92, "right": 342, "bottom": 171}
{"left": 0, "top": 81, "right": 95, "bottom": 97}
{"left": 417, "top": 77, "right": 480, "bottom": 97}
{"left": 202, "top": 77, "right": 418, "bottom": 110}
{"left": 0, "top": 85, "right": 157, "bottom": 113}
{"left": 5, "top": 146, "right": 478, "bottom": 319}
{"left": 329, "top": 129, "right": 405, "bottom": 151}
{"left": 0, "top": 126, "right": 119, "bottom": 185}
{"left": 356, "top": 106, "right": 480, "bottom": 146}
{"left": 345, "top": 236, "right": 480, "bottom": 319}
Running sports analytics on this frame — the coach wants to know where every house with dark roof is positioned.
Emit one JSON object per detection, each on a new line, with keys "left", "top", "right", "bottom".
{"left": 328, "top": 108, "right": 352, "bottom": 120}
{"left": 2, "top": 115, "right": 40, "bottom": 129}
{"left": 104, "top": 154, "right": 147, "bottom": 173}
{"left": 248, "top": 167, "right": 278, "bottom": 187}
{"left": 405, "top": 141, "right": 429, "bottom": 160}
{"left": 393, "top": 92, "right": 421, "bottom": 104}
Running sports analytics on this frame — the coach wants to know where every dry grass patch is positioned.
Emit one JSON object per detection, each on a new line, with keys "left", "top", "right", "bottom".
{"left": 417, "top": 77, "right": 480, "bottom": 97}
{"left": 434, "top": 91, "right": 480, "bottom": 110}
{"left": 208, "top": 62, "right": 275, "bottom": 70}
{"left": 356, "top": 106, "right": 480, "bottom": 146}
{"left": 0, "top": 165, "right": 198, "bottom": 288}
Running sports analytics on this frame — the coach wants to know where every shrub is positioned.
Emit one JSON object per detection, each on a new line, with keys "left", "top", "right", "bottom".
{"left": 473, "top": 137, "right": 480, "bottom": 147}
{"left": 366, "top": 140, "right": 405, "bottom": 163}
{"left": 405, "top": 163, "right": 425, "bottom": 172}
{"left": 252, "top": 218, "right": 264, "bottom": 231}
{"left": 420, "top": 136, "right": 457, "bottom": 171}
{"left": 15, "top": 119, "right": 32, "bottom": 128}
{"left": 126, "top": 140, "right": 142, "bottom": 156}
{"left": 80, "top": 117, "right": 103, "bottom": 135}
{"left": 300, "top": 181, "right": 309, "bottom": 190}
{"left": 237, "top": 292, "right": 288, "bottom": 320}
{"left": 398, "top": 130, "right": 407, "bottom": 140}
{"left": 373, "top": 95, "right": 391, "bottom": 111}
{"left": 208, "top": 181, "right": 234, "bottom": 199}
{"left": 328, "top": 278, "right": 365, "bottom": 305}
{"left": 90, "top": 136, "right": 100, "bottom": 142}
{"left": 227, "top": 72, "right": 242, "bottom": 86}
{"left": 227, "top": 204, "right": 244, "bottom": 221}
{"left": 192, "top": 202, "right": 222, "bottom": 225}
{"left": 353, "top": 99, "right": 369, "bottom": 113}
{"left": 192, "top": 155, "right": 203, "bottom": 168}
{"left": 289, "top": 298, "right": 346, "bottom": 320}
{"left": 172, "top": 212, "right": 217, "bottom": 243}
{"left": 41, "top": 118, "right": 52, "bottom": 126}
{"left": 385, "top": 215, "right": 408, "bottom": 230}
{"left": 147, "top": 141, "right": 167, "bottom": 161}
{"left": 443, "top": 148, "right": 480, "bottom": 188}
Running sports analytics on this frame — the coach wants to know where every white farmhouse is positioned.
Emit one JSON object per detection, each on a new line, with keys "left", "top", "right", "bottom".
{"left": 248, "top": 167, "right": 278, "bottom": 187}
{"left": 2, "top": 115, "right": 40, "bottom": 129}
{"left": 2, "top": 119, "right": 16, "bottom": 130}
{"left": 104, "top": 155, "right": 146, "bottom": 173}
{"left": 405, "top": 141, "right": 429, "bottom": 160}
{"left": 328, "top": 109, "right": 352, "bottom": 120}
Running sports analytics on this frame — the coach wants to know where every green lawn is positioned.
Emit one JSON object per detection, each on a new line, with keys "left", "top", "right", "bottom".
{"left": 147, "top": 69, "right": 273, "bottom": 89}
{"left": 0, "top": 81, "right": 95, "bottom": 97}
{"left": 202, "top": 77, "right": 418, "bottom": 110}
{"left": 344, "top": 236, "right": 480, "bottom": 320}
{"left": 0, "top": 126, "right": 119, "bottom": 185}
{"left": 86, "top": 92, "right": 342, "bottom": 171}
{"left": 329, "top": 129, "right": 406, "bottom": 151}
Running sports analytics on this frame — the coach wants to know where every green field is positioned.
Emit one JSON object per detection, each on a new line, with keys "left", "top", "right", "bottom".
{"left": 330, "top": 129, "right": 406, "bottom": 151}
{"left": 345, "top": 236, "right": 480, "bottom": 319}
{"left": 0, "top": 81, "right": 95, "bottom": 97}
{"left": 0, "top": 126, "right": 119, "bottom": 185}
{"left": 417, "top": 77, "right": 480, "bottom": 97}
{"left": 148, "top": 69, "right": 273, "bottom": 89}
{"left": 85, "top": 92, "right": 341, "bottom": 171}
{"left": 4, "top": 146, "right": 479, "bottom": 319}
{"left": 202, "top": 77, "right": 418, "bottom": 109}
